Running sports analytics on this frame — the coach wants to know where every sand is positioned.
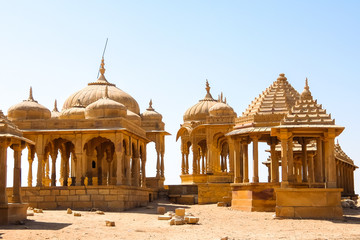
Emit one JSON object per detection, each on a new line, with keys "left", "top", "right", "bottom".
{"left": 1, "top": 200, "right": 360, "bottom": 240}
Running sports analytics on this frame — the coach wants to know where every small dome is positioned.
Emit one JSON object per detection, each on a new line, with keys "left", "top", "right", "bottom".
{"left": 7, "top": 87, "right": 51, "bottom": 121}
{"left": 209, "top": 102, "right": 236, "bottom": 117}
{"left": 141, "top": 100, "right": 162, "bottom": 122}
{"left": 85, "top": 86, "right": 127, "bottom": 119}
{"left": 183, "top": 80, "right": 218, "bottom": 121}
{"left": 51, "top": 100, "right": 61, "bottom": 119}
{"left": 126, "top": 110, "right": 141, "bottom": 125}
{"left": 300, "top": 78, "right": 312, "bottom": 100}
{"left": 62, "top": 58, "right": 140, "bottom": 114}
{"left": 60, "top": 99, "right": 85, "bottom": 120}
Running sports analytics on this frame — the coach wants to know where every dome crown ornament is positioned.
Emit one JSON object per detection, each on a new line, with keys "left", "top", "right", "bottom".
{"left": 301, "top": 77, "right": 313, "bottom": 100}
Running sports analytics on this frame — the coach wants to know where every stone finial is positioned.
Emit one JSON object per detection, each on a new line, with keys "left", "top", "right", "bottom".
{"left": 301, "top": 77, "right": 312, "bottom": 100}
{"left": 205, "top": 79, "right": 210, "bottom": 94}
{"left": 220, "top": 92, "right": 223, "bottom": 103}
{"left": 224, "top": 97, "right": 227, "bottom": 104}
{"left": 28, "top": 86, "right": 35, "bottom": 101}
{"left": 53, "top": 100, "right": 59, "bottom": 112}
{"left": 100, "top": 57, "right": 106, "bottom": 75}
{"left": 147, "top": 99, "right": 154, "bottom": 111}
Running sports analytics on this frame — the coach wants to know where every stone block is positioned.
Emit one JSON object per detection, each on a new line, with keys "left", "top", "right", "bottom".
{"left": 52, "top": 190, "right": 60, "bottom": 195}
{"left": 60, "top": 190, "right": 70, "bottom": 196}
{"left": 109, "top": 189, "right": 119, "bottom": 195}
{"left": 35, "top": 196, "right": 44, "bottom": 202}
{"left": 158, "top": 215, "right": 172, "bottom": 220}
{"left": 157, "top": 206, "right": 166, "bottom": 214}
{"left": 187, "top": 216, "right": 199, "bottom": 224}
{"left": 91, "top": 195, "right": 104, "bottom": 201}
{"left": 56, "top": 196, "right": 68, "bottom": 202}
{"left": 67, "top": 208, "right": 72, "bottom": 214}
{"left": 93, "top": 201, "right": 107, "bottom": 209}
{"left": 96, "top": 211, "right": 105, "bottom": 215}
{"left": 73, "top": 201, "right": 92, "bottom": 209}
{"left": 68, "top": 195, "right": 79, "bottom": 202}
{"left": 106, "top": 220, "right": 115, "bottom": 227}
{"left": 169, "top": 218, "right": 175, "bottom": 225}
{"left": 104, "top": 195, "right": 118, "bottom": 201}
{"left": 99, "top": 189, "right": 110, "bottom": 195}
{"left": 57, "top": 202, "right": 72, "bottom": 209}
{"left": 76, "top": 190, "right": 86, "bottom": 195}
{"left": 108, "top": 201, "right": 125, "bottom": 210}
{"left": 44, "top": 196, "right": 55, "bottom": 202}
{"left": 87, "top": 189, "right": 98, "bottom": 195}
{"left": 217, "top": 202, "right": 227, "bottom": 207}
{"left": 69, "top": 190, "right": 76, "bottom": 195}
{"left": 175, "top": 208, "right": 185, "bottom": 217}
{"left": 79, "top": 195, "right": 90, "bottom": 201}
{"left": 74, "top": 212, "right": 81, "bottom": 217}
{"left": 275, "top": 207, "right": 294, "bottom": 218}
{"left": 39, "top": 190, "right": 51, "bottom": 196}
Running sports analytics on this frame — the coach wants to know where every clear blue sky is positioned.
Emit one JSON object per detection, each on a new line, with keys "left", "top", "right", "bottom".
{"left": 1, "top": 1, "right": 359, "bottom": 193}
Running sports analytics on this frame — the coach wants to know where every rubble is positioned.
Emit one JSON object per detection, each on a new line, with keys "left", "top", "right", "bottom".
{"left": 105, "top": 220, "right": 115, "bottom": 227}
{"left": 67, "top": 208, "right": 72, "bottom": 214}
{"left": 74, "top": 212, "right": 81, "bottom": 217}
{"left": 157, "top": 206, "right": 166, "bottom": 214}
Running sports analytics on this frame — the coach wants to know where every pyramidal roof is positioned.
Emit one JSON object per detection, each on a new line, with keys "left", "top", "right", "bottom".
{"left": 242, "top": 73, "right": 300, "bottom": 117}
{"left": 281, "top": 78, "right": 335, "bottom": 126}
{"left": 334, "top": 142, "right": 356, "bottom": 166}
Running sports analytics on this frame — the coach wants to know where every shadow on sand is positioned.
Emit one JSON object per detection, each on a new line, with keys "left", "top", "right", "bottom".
{"left": 0, "top": 219, "right": 71, "bottom": 230}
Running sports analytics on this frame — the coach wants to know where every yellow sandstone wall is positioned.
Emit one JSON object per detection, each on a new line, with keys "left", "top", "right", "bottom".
{"left": 197, "top": 183, "right": 231, "bottom": 204}
{"left": 6, "top": 186, "right": 158, "bottom": 211}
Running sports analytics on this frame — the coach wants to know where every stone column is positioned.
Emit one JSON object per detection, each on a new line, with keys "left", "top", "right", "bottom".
{"left": 351, "top": 167, "right": 355, "bottom": 195}
{"left": 141, "top": 148, "right": 147, "bottom": 187}
{"left": 11, "top": 143, "right": 23, "bottom": 203}
{"left": 228, "top": 139, "right": 234, "bottom": 174}
{"left": 233, "top": 140, "right": 241, "bottom": 183}
{"left": 0, "top": 139, "right": 9, "bottom": 205}
{"left": 325, "top": 133, "right": 336, "bottom": 188}
{"left": 315, "top": 138, "right": 323, "bottom": 183}
{"left": 50, "top": 152, "right": 57, "bottom": 186}
{"left": 287, "top": 137, "right": 294, "bottom": 183}
{"left": 280, "top": 136, "right": 289, "bottom": 187}
{"left": 156, "top": 150, "right": 160, "bottom": 177}
{"left": 308, "top": 153, "right": 315, "bottom": 184}
{"left": 125, "top": 154, "right": 131, "bottom": 185}
{"left": 201, "top": 154, "right": 206, "bottom": 174}
{"left": 160, "top": 151, "right": 165, "bottom": 178}
{"left": 36, "top": 154, "right": 44, "bottom": 187}
{"left": 115, "top": 148, "right": 124, "bottom": 185}
{"left": 28, "top": 150, "right": 34, "bottom": 187}
{"left": 301, "top": 139, "right": 308, "bottom": 183}
{"left": 181, "top": 152, "right": 185, "bottom": 175}
{"left": 185, "top": 152, "right": 189, "bottom": 174}
{"left": 242, "top": 141, "right": 249, "bottom": 183}
{"left": 192, "top": 144, "right": 198, "bottom": 175}
{"left": 252, "top": 136, "right": 259, "bottom": 183}
{"left": 270, "top": 141, "right": 278, "bottom": 183}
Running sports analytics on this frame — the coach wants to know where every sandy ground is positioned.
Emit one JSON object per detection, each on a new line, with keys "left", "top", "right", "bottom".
{"left": 1, "top": 200, "right": 360, "bottom": 240}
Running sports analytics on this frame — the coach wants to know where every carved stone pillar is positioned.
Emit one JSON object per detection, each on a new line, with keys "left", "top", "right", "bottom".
{"left": 308, "top": 153, "right": 315, "bottom": 184}
{"left": 28, "top": 148, "right": 35, "bottom": 187}
{"left": 280, "top": 135, "right": 289, "bottom": 187}
{"left": 252, "top": 136, "right": 259, "bottom": 183}
{"left": 36, "top": 153, "right": 44, "bottom": 187}
{"left": 242, "top": 141, "right": 249, "bottom": 183}
{"left": 156, "top": 150, "right": 160, "bottom": 177}
{"left": 270, "top": 140, "right": 278, "bottom": 183}
{"left": 0, "top": 139, "right": 9, "bottom": 205}
{"left": 11, "top": 143, "right": 23, "bottom": 203}
{"left": 325, "top": 132, "right": 336, "bottom": 188}
{"left": 160, "top": 151, "right": 165, "bottom": 178}
{"left": 192, "top": 144, "right": 198, "bottom": 175}
{"left": 315, "top": 138, "right": 323, "bottom": 183}
{"left": 301, "top": 138, "right": 308, "bottom": 183}
{"left": 125, "top": 154, "right": 131, "bottom": 185}
{"left": 233, "top": 140, "right": 241, "bottom": 183}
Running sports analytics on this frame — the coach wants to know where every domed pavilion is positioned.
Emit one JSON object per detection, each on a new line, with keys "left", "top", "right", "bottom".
{"left": 4, "top": 57, "right": 169, "bottom": 211}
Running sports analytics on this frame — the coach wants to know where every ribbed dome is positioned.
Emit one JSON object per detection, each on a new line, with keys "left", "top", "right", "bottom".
{"left": 126, "top": 110, "right": 141, "bottom": 125}
{"left": 60, "top": 99, "right": 85, "bottom": 120}
{"left": 183, "top": 80, "right": 218, "bottom": 121}
{"left": 85, "top": 86, "right": 127, "bottom": 119}
{"left": 209, "top": 102, "right": 236, "bottom": 117}
{"left": 141, "top": 100, "right": 162, "bottom": 122}
{"left": 51, "top": 100, "right": 61, "bottom": 119}
{"left": 7, "top": 87, "right": 51, "bottom": 121}
{"left": 62, "top": 58, "right": 140, "bottom": 114}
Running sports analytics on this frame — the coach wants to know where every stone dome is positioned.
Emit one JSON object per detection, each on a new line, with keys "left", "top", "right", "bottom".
{"left": 209, "top": 102, "right": 236, "bottom": 117}
{"left": 183, "top": 80, "right": 218, "bottom": 121}
{"left": 7, "top": 87, "right": 51, "bottom": 121}
{"left": 62, "top": 58, "right": 140, "bottom": 114}
{"left": 51, "top": 100, "right": 61, "bottom": 119}
{"left": 126, "top": 110, "right": 141, "bottom": 125}
{"left": 60, "top": 99, "right": 85, "bottom": 120}
{"left": 85, "top": 86, "right": 127, "bottom": 119}
{"left": 141, "top": 100, "right": 162, "bottom": 122}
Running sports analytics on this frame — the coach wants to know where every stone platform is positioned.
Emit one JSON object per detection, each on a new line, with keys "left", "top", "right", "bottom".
{"left": 0, "top": 203, "right": 28, "bottom": 225}
{"left": 275, "top": 188, "right": 343, "bottom": 219}
{"left": 231, "top": 183, "right": 280, "bottom": 212}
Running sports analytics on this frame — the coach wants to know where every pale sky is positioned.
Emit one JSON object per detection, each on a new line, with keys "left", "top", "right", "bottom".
{"left": 1, "top": 1, "right": 359, "bottom": 193}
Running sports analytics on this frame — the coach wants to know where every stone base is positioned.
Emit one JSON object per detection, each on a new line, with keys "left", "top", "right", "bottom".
{"left": 275, "top": 188, "right": 343, "bottom": 219}
{"left": 8, "top": 203, "right": 29, "bottom": 223}
{"left": 0, "top": 204, "right": 9, "bottom": 225}
{"left": 146, "top": 177, "right": 165, "bottom": 189}
{"left": 231, "top": 183, "right": 280, "bottom": 212}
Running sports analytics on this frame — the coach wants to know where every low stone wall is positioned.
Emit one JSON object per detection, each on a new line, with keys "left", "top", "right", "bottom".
{"left": 275, "top": 188, "right": 343, "bottom": 219}
{"left": 197, "top": 183, "right": 232, "bottom": 204}
{"left": 6, "top": 185, "right": 158, "bottom": 211}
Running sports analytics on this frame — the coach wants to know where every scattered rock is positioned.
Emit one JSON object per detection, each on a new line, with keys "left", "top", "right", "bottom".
{"left": 169, "top": 218, "right": 175, "bottom": 225}
{"left": 157, "top": 206, "right": 165, "bottom": 214}
{"left": 33, "top": 208, "right": 43, "bottom": 213}
{"left": 27, "top": 207, "right": 34, "bottom": 210}
{"left": 158, "top": 215, "right": 172, "bottom": 220}
{"left": 96, "top": 211, "right": 105, "bottom": 215}
{"left": 186, "top": 216, "right": 199, "bottom": 224}
{"left": 175, "top": 208, "right": 185, "bottom": 217}
{"left": 67, "top": 208, "right": 72, "bottom": 214}
{"left": 74, "top": 212, "right": 81, "bottom": 217}
{"left": 220, "top": 237, "right": 229, "bottom": 240}
{"left": 106, "top": 220, "right": 115, "bottom": 227}
{"left": 217, "top": 202, "right": 227, "bottom": 207}
{"left": 166, "top": 211, "right": 175, "bottom": 217}
{"left": 27, "top": 213, "right": 34, "bottom": 217}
